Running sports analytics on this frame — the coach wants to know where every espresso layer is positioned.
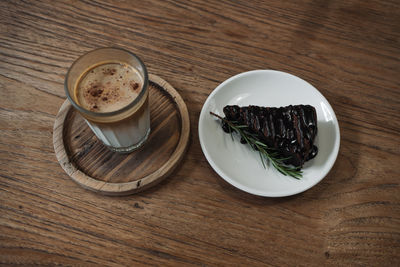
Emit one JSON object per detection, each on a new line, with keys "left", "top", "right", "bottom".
{"left": 75, "top": 62, "right": 143, "bottom": 113}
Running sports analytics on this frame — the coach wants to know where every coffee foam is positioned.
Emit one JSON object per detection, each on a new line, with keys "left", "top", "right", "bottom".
{"left": 75, "top": 62, "right": 143, "bottom": 113}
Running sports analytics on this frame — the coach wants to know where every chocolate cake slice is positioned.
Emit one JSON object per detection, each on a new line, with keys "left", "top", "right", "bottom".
{"left": 222, "top": 105, "right": 318, "bottom": 167}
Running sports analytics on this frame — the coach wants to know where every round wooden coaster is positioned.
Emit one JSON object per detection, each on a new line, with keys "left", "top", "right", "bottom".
{"left": 53, "top": 74, "right": 190, "bottom": 196}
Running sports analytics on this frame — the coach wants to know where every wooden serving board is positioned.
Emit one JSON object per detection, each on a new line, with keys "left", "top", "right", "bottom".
{"left": 53, "top": 74, "right": 190, "bottom": 195}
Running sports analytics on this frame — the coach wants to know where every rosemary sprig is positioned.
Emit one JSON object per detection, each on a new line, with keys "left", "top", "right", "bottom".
{"left": 210, "top": 112, "right": 302, "bottom": 179}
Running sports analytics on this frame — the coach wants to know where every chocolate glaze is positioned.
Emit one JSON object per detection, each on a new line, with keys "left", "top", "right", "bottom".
{"left": 222, "top": 105, "right": 318, "bottom": 167}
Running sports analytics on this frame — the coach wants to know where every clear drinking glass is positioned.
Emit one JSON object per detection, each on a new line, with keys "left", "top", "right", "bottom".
{"left": 65, "top": 47, "right": 150, "bottom": 153}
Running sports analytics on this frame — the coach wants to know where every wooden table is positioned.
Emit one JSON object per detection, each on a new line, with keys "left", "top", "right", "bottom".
{"left": 1, "top": 0, "right": 399, "bottom": 266}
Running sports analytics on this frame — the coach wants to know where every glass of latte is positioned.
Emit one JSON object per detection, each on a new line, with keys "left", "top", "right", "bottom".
{"left": 65, "top": 47, "right": 150, "bottom": 153}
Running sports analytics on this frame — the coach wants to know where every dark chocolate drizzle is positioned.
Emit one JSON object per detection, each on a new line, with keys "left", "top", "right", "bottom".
{"left": 222, "top": 105, "right": 318, "bottom": 167}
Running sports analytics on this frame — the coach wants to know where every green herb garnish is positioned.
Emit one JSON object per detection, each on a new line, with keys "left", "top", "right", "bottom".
{"left": 210, "top": 112, "right": 302, "bottom": 179}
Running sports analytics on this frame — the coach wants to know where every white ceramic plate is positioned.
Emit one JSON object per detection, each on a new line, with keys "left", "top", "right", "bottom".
{"left": 199, "top": 70, "right": 340, "bottom": 197}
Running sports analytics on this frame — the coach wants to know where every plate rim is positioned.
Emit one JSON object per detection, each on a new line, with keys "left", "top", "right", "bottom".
{"left": 198, "top": 69, "right": 340, "bottom": 197}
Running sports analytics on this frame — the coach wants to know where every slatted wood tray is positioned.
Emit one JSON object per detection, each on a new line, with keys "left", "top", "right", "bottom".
{"left": 53, "top": 75, "right": 190, "bottom": 195}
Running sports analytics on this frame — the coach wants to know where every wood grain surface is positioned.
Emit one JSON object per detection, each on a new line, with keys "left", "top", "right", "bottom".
{"left": 53, "top": 75, "right": 190, "bottom": 195}
{"left": 0, "top": 0, "right": 399, "bottom": 266}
